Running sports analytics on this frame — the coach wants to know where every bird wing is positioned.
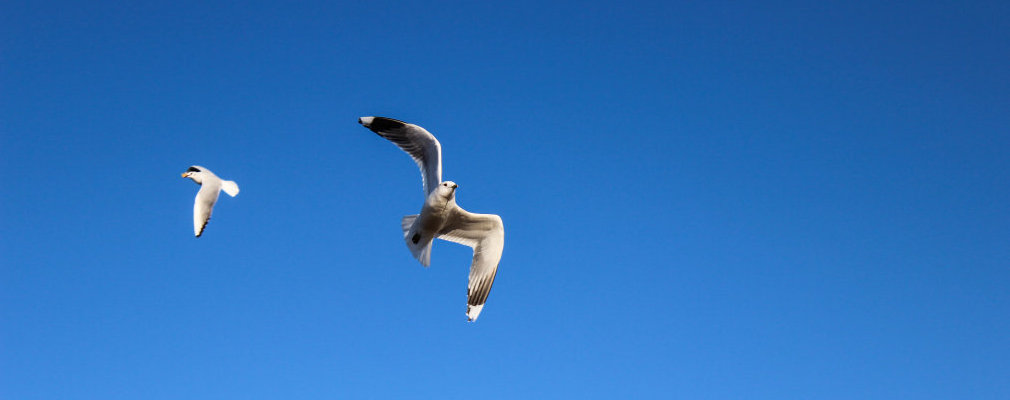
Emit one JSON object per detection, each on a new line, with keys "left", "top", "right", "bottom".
{"left": 193, "top": 182, "right": 220, "bottom": 237}
{"left": 361, "top": 116, "right": 442, "bottom": 196}
{"left": 438, "top": 207, "right": 504, "bottom": 321}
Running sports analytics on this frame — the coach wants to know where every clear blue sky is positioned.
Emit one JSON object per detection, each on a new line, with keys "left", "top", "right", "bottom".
{"left": 2, "top": 0, "right": 1008, "bottom": 398}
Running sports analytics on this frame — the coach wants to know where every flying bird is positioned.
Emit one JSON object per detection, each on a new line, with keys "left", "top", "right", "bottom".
{"left": 359, "top": 116, "right": 504, "bottom": 321}
{"left": 181, "top": 165, "right": 239, "bottom": 237}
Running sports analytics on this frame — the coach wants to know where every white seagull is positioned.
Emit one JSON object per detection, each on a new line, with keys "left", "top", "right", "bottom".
{"left": 359, "top": 116, "right": 505, "bottom": 321}
{"left": 181, "top": 165, "right": 239, "bottom": 237}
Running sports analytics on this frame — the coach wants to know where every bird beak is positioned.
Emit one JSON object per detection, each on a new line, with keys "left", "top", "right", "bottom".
{"left": 181, "top": 173, "right": 188, "bottom": 178}
{"left": 452, "top": 184, "right": 458, "bottom": 189}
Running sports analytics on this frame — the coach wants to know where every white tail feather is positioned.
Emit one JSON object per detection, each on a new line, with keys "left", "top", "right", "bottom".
{"left": 401, "top": 215, "right": 417, "bottom": 237}
{"left": 401, "top": 214, "right": 432, "bottom": 267}
{"left": 221, "top": 180, "right": 239, "bottom": 197}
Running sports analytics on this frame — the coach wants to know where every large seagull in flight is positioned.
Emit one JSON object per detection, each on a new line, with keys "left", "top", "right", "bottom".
{"left": 359, "top": 116, "right": 505, "bottom": 321}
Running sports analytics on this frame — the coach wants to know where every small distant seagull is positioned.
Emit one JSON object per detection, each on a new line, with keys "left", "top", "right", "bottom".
{"left": 181, "top": 165, "right": 239, "bottom": 237}
{"left": 360, "top": 116, "right": 504, "bottom": 321}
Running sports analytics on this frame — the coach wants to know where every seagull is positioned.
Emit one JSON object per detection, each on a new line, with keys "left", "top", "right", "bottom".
{"left": 359, "top": 116, "right": 504, "bottom": 321}
{"left": 181, "top": 165, "right": 239, "bottom": 237}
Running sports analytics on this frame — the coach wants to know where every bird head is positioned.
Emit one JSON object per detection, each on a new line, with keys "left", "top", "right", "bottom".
{"left": 436, "top": 181, "right": 458, "bottom": 199}
{"left": 181, "top": 166, "right": 205, "bottom": 184}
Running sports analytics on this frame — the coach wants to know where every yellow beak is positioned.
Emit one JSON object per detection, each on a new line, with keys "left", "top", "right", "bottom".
{"left": 181, "top": 173, "right": 188, "bottom": 178}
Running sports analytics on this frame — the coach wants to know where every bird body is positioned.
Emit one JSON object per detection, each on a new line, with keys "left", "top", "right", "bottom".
{"left": 181, "top": 166, "right": 239, "bottom": 237}
{"left": 402, "top": 181, "right": 460, "bottom": 267}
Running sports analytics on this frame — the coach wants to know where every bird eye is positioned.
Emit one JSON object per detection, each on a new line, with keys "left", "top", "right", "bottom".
{"left": 187, "top": 167, "right": 200, "bottom": 172}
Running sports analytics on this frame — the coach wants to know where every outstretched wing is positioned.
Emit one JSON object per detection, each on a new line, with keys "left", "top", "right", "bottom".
{"left": 360, "top": 116, "right": 442, "bottom": 196}
{"left": 438, "top": 208, "right": 504, "bottom": 321}
{"left": 193, "top": 184, "right": 220, "bottom": 237}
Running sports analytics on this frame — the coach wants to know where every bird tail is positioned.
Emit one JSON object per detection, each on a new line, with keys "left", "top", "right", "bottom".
{"left": 221, "top": 180, "right": 240, "bottom": 197}
{"left": 401, "top": 214, "right": 432, "bottom": 267}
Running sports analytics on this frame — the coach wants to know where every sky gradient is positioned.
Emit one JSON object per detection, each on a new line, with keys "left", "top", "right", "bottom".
{"left": 2, "top": 1, "right": 1009, "bottom": 398}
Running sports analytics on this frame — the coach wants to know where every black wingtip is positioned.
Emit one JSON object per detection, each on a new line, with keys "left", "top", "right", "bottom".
{"left": 367, "top": 116, "right": 407, "bottom": 132}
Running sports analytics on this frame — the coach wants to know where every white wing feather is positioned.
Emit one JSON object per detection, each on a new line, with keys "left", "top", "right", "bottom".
{"left": 193, "top": 182, "right": 220, "bottom": 237}
{"left": 438, "top": 208, "right": 504, "bottom": 321}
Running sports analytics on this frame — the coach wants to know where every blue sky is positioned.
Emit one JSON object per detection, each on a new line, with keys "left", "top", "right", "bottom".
{"left": 2, "top": 0, "right": 1008, "bottom": 398}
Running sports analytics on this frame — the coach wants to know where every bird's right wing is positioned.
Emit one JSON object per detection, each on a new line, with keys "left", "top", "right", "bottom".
{"left": 438, "top": 208, "right": 504, "bottom": 321}
{"left": 360, "top": 116, "right": 442, "bottom": 196}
